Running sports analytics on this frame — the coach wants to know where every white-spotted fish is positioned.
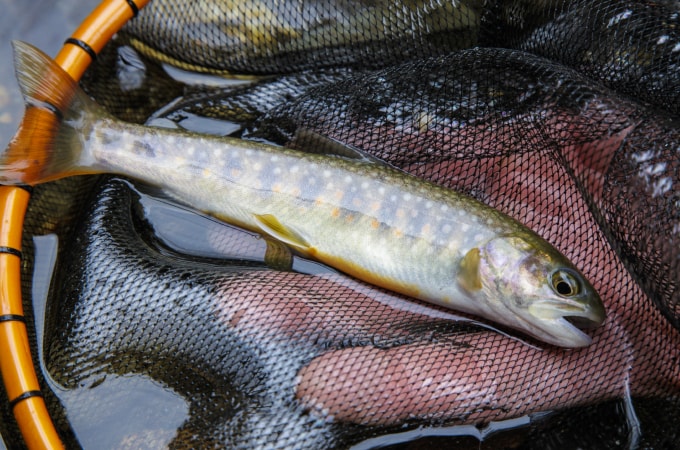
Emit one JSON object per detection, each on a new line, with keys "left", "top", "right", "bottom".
{"left": 1, "top": 41, "right": 605, "bottom": 347}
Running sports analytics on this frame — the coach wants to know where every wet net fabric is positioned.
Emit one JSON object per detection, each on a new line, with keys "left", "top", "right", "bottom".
{"left": 1, "top": 0, "right": 679, "bottom": 448}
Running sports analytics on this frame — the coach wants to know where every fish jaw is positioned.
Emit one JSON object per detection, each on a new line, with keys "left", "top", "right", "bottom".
{"left": 526, "top": 290, "right": 607, "bottom": 346}
{"left": 474, "top": 235, "right": 606, "bottom": 348}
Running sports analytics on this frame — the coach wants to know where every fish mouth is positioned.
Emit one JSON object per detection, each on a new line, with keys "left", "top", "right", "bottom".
{"left": 527, "top": 297, "right": 606, "bottom": 347}
{"left": 563, "top": 314, "right": 602, "bottom": 330}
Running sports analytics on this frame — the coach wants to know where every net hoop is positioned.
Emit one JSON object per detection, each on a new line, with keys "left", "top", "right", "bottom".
{"left": 0, "top": 1, "right": 148, "bottom": 447}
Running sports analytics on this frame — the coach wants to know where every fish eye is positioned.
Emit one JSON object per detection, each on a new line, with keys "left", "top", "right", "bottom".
{"left": 551, "top": 269, "right": 581, "bottom": 297}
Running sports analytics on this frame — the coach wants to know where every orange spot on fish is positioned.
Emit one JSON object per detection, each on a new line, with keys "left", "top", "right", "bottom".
{"left": 331, "top": 207, "right": 341, "bottom": 218}
{"left": 370, "top": 201, "right": 381, "bottom": 212}
{"left": 370, "top": 218, "right": 380, "bottom": 229}
{"left": 345, "top": 214, "right": 354, "bottom": 223}
{"left": 334, "top": 190, "right": 343, "bottom": 201}
{"left": 315, "top": 196, "right": 325, "bottom": 206}
{"left": 393, "top": 228, "right": 403, "bottom": 238}
{"left": 272, "top": 183, "right": 282, "bottom": 193}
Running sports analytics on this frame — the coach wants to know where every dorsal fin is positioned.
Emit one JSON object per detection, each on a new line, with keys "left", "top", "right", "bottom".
{"left": 289, "top": 128, "right": 385, "bottom": 164}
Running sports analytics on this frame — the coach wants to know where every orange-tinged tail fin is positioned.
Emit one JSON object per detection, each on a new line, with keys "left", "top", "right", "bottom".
{"left": 1, "top": 41, "right": 106, "bottom": 185}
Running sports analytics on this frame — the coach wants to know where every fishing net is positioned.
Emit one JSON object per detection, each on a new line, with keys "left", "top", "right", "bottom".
{"left": 1, "top": 0, "right": 679, "bottom": 448}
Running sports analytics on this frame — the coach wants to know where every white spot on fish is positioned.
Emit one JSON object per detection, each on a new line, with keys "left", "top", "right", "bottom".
{"left": 361, "top": 181, "right": 370, "bottom": 189}
{"left": 657, "top": 35, "right": 669, "bottom": 45}
{"left": 403, "top": 193, "right": 412, "bottom": 201}
{"left": 461, "top": 224, "right": 470, "bottom": 232}
{"left": 441, "top": 205, "right": 449, "bottom": 212}
{"left": 166, "top": 136, "right": 176, "bottom": 145}
{"left": 486, "top": 218, "right": 494, "bottom": 226}
{"left": 271, "top": 155, "right": 279, "bottom": 162}
{"left": 647, "top": 162, "right": 666, "bottom": 176}
{"left": 245, "top": 149, "right": 254, "bottom": 156}
{"left": 474, "top": 233, "right": 484, "bottom": 243}
{"left": 458, "top": 210, "right": 465, "bottom": 216}
{"left": 290, "top": 165, "right": 299, "bottom": 173}
{"left": 378, "top": 187, "right": 385, "bottom": 195}
{"left": 344, "top": 175, "right": 352, "bottom": 183}
{"left": 187, "top": 147, "right": 195, "bottom": 156}
{"left": 273, "top": 167, "right": 282, "bottom": 175}
{"left": 607, "top": 10, "right": 632, "bottom": 27}
{"left": 673, "top": 42, "right": 680, "bottom": 53}
{"left": 253, "top": 162, "right": 262, "bottom": 171}
{"left": 213, "top": 148, "right": 223, "bottom": 158}
{"left": 652, "top": 177, "right": 672, "bottom": 197}
{"left": 442, "top": 224, "right": 452, "bottom": 233}
{"left": 632, "top": 150, "right": 656, "bottom": 162}
{"left": 323, "top": 170, "right": 332, "bottom": 178}
{"left": 425, "top": 201, "right": 433, "bottom": 209}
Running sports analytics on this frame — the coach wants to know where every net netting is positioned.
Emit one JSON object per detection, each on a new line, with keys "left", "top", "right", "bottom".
{"left": 1, "top": 0, "right": 679, "bottom": 448}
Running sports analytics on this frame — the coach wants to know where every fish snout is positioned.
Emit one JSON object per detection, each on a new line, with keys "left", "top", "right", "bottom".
{"left": 526, "top": 290, "right": 606, "bottom": 347}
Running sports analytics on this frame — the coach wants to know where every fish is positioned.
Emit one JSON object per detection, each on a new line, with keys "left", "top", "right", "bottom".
{"left": 122, "top": 0, "right": 484, "bottom": 74}
{"left": 2, "top": 41, "right": 605, "bottom": 347}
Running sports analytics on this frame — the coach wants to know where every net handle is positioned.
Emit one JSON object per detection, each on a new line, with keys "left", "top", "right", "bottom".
{"left": 0, "top": 1, "right": 148, "bottom": 448}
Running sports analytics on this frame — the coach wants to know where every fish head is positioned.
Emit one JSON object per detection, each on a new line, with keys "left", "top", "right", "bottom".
{"left": 475, "top": 233, "right": 606, "bottom": 347}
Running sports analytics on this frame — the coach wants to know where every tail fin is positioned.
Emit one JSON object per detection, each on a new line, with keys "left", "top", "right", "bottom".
{"left": 1, "top": 41, "right": 106, "bottom": 185}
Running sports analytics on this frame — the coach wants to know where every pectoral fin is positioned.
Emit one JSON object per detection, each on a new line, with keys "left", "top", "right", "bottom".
{"left": 458, "top": 248, "right": 482, "bottom": 292}
{"left": 254, "top": 214, "right": 311, "bottom": 252}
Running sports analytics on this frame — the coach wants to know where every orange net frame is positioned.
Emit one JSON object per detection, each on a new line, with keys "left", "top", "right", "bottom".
{"left": 0, "top": 1, "right": 148, "bottom": 448}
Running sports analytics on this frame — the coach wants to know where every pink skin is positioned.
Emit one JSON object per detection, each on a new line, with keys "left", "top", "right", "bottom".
{"left": 213, "top": 125, "right": 680, "bottom": 427}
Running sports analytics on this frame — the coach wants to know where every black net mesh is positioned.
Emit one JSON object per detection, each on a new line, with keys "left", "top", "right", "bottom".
{"left": 1, "top": 0, "right": 679, "bottom": 448}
